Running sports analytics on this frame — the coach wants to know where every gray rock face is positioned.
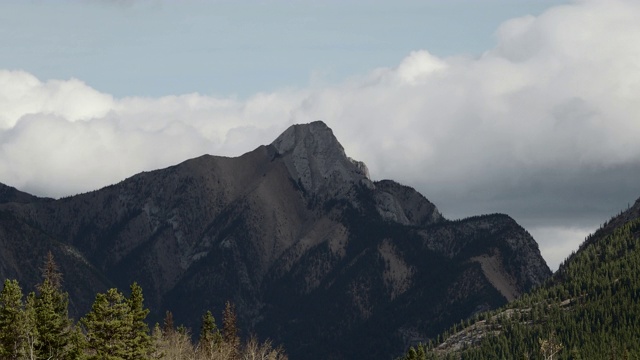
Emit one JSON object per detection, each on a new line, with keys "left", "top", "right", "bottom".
{"left": 0, "top": 121, "right": 551, "bottom": 360}
{"left": 271, "top": 121, "right": 373, "bottom": 198}
{"left": 271, "top": 122, "right": 437, "bottom": 227}
{"left": 374, "top": 180, "right": 443, "bottom": 227}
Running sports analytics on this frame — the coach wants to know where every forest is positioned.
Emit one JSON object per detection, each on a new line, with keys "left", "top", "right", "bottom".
{"left": 0, "top": 253, "right": 287, "bottom": 360}
{"left": 401, "top": 217, "right": 640, "bottom": 359}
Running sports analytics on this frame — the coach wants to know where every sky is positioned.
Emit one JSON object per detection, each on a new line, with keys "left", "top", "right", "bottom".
{"left": 2, "top": 0, "right": 640, "bottom": 271}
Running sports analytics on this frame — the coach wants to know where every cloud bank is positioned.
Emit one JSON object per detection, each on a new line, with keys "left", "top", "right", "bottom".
{"left": 2, "top": 0, "right": 640, "bottom": 269}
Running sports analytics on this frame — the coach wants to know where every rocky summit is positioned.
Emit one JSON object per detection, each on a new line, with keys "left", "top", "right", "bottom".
{"left": 0, "top": 121, "right": 550, "bottom": 359}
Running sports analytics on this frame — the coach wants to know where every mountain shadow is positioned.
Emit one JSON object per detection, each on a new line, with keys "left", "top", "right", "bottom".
{"left": 410, "top": 197, "right": 640, "bottom": 359}
{"left": 0, "top": 121, "right": 550, "bottom": 359}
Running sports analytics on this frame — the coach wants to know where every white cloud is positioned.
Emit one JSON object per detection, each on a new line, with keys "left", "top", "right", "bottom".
{"left": 1, "top": 0, "right": 640, "bottom": 268}
{"left": 395, "top": 50, "right": 447, "bottom": 85}
{"left": 0, "top": 70, "right": 114, "bottom": 129}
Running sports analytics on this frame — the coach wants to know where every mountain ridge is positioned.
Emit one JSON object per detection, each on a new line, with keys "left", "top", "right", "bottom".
{"left": 0, "top": 121, "right": 550, "bottom": 359}
{"left": 406, "top": 195, "right": 640, "bottom": 359}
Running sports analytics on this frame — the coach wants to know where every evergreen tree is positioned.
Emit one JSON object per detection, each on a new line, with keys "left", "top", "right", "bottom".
{"left": 66, "top": 326, "right": 87, "bottom": 360}
{"left": 0, "top": 277, "right": 292, "bottom": 360}
{"left": 81, "top": 288, "right": 133, "bottom": 360}
{"left": 126, "top": 282, "right": 153, "bottom": 360}
{"left": 82, "top": 284, "right": 154, "bottom": 360}
{"left": 0, "top": 279, "right": 27, "bottom": 359}
{"left": 410, "top": 218, "right": 640, "bottom": 359}
{"left": 33, "top": 252, "right": 73, "bottom": 359}
{"left": 405, "top": 347, "right": 419, "bottom": 360}
{"left": 198, "top": 310, "right": 222, "bottom": 356}
{"left": 24, "top": 292, "right": 38, "bottom": 360}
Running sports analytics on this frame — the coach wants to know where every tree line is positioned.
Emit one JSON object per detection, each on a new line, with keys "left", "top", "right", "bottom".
{"left": 0, "top": 252, "right": 287, "bottom": 360}
{"left": 400, "top": 218, "right": 640, "bottom": 359}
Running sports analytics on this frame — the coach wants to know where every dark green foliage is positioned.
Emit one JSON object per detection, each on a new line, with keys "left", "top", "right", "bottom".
{"left": 67, "top": 327, "right": 88, "bottom": 360}
{"left": 1, "top": 266, "right": 280, "bottom": 360}
{"left": 33, "top": 278, "right": 74, "bottom": 359}
{"left": 198, "top": 310, "right": 223, "bottom": 356}
{"left": 0, "top": 253, "right": 83, "bottom": 360}
{"left": 82, "top": 288, "right": 133, "bottom": 359}
{"left": 411, "top": 217, "right": 640, "bottom": 359}
{"left": 0, "top": 279, "right": 28, "bottom": 359}
{"left": 81, "top": 284, "right": 156, "bottom": 360}
{"left": 127, "top": 282, "right": 154, "bottom": 359}
{"left": 33, "top": 252, "right": 75, "bottom": 360}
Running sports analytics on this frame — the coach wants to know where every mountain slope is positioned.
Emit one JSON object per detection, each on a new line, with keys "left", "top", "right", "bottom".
{"left": 411, "top": 197, "right": 640, "bottom": 359}
{"left": 0, "top": 121, "right": 550, "bottom": 359}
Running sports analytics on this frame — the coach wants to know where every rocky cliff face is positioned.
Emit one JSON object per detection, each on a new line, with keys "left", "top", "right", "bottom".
{"left": 0, "top": 121, "right": 550, "bottom": 359}
{"left": 271, "top": 121, "right": 372, "bottom": 197}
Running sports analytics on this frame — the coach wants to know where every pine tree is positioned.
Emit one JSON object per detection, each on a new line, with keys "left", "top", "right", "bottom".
{"left": 405, "top": 347, "right": 419, "bottom": 360}
{"left": 0, "top": 279, "right": 27, "bottom": 359}
{"left": 24, "top": 292, "right": 38, "bottom": 360}
{"left": 126, "top": 282, "right": 153, "bottom": 360}
{"left": 33, "top": 252, "right": 73, "bottom": 360}
{"left": 66, "top": 326, "right": 87, "bottom": 360}
{"left": 198, "top": 310, "right": 222, "bottom": 357}
{"left": 81, "top": 288, "right": 133, "bottom": 360}
{"left": 409, "top": 218, "right": 640, "bottom": 359}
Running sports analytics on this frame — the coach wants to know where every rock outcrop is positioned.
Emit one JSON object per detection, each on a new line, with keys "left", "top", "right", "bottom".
{"left": 271, "top": 121, "right": 374, "bottom": 208}
{"left": 0, "top": 121, "right": 551, "bottom": 359}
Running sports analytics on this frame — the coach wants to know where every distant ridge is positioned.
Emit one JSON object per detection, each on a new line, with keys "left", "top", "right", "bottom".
{"left": 410, "top": 195, "right": 640, "bottom": 359}
{"left": 0, "top": 182, "right": 45, "bottom": 204}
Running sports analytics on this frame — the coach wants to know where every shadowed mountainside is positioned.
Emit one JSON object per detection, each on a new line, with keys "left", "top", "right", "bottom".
{"left": 407, "top": 197, "right": 640, "bottom": 359}
{"left": 0, "top": 121, "right": 550, "bottom": 359}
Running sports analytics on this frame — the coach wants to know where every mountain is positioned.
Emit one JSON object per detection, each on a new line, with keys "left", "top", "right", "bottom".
{"left": 409, "top": 197, "right": 640, "bottom": 359}
{"left": 0, "top": 121, "right": 550, "bottom": 359}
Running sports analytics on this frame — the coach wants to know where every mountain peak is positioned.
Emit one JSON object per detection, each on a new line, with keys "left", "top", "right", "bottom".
{"left": 270, "top": 121, "right": 334, "bottom": 154}
{"left": 0, "top": 120, "right": 552, "bottom": 359}
{"left": 271, "top": 121, "right": 371, "bottom": 195}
